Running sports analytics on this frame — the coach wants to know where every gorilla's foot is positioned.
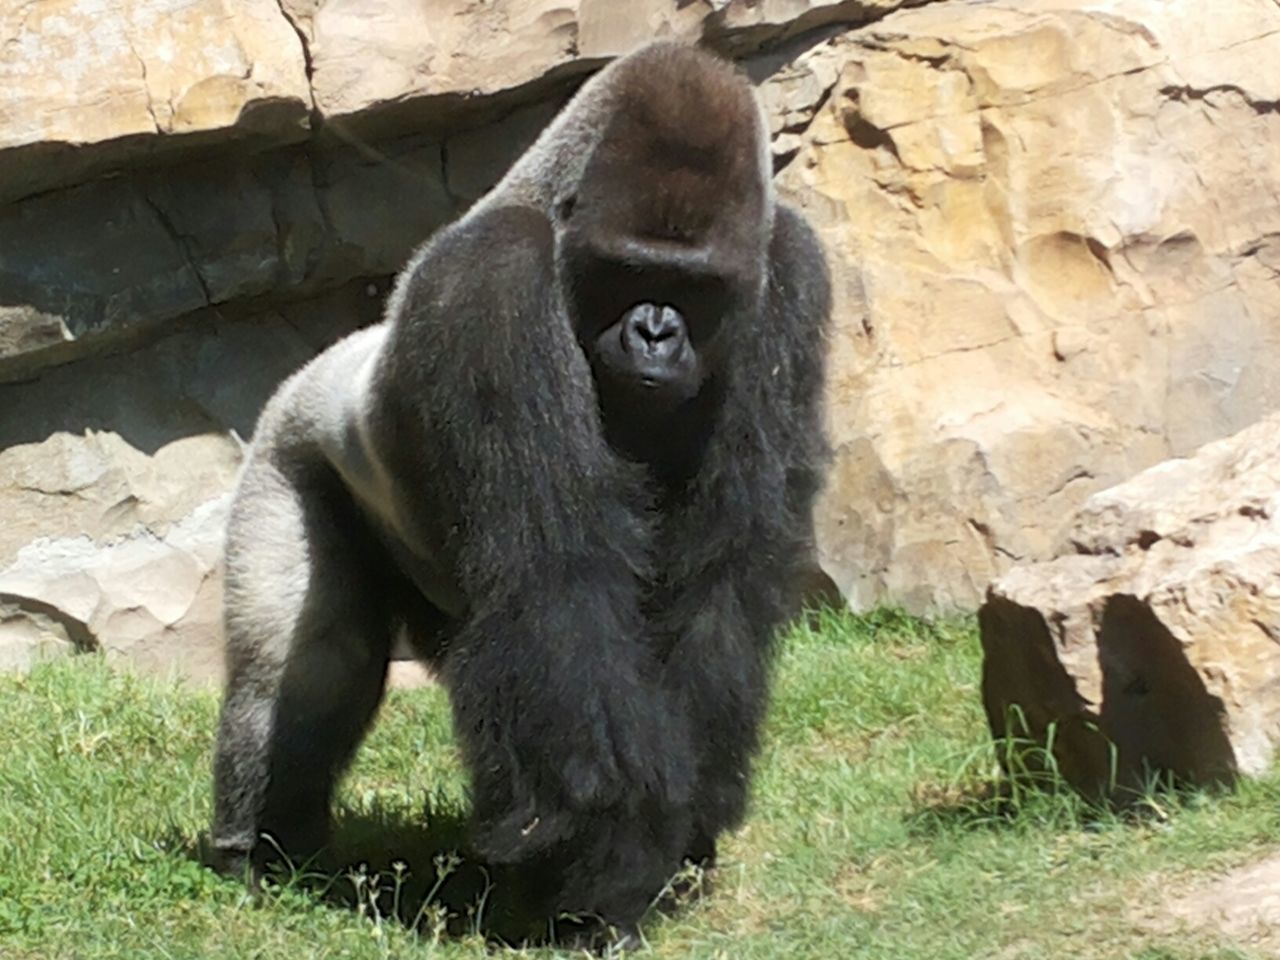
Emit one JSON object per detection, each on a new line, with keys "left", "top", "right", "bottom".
{"left": 655, "top": 858, "right": 715, "bottom": 917}
{"left": 655, "top": 830, "right": 717, "bottom": 911}
{"left": 552, "top": 915, "right": 643, "bottom": 955}
{"left": 684, "top": 831, "right": 718, "bottom": 870}
{"left": 208, "top": 842, "right": 255, "bottom": 884}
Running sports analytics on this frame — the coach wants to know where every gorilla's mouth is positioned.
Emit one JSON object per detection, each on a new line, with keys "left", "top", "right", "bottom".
{"left": 586, "top": 298, "right": 699, "bottom": 401}
{"left": 622, "top": 357, "right": 686, "bottom": 390}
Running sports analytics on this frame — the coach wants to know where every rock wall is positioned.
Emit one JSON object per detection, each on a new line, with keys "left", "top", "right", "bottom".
{"left": 3, "top": 0, "right": 1280, "bottom": 678}
{"left": 779, "top": 0, "right": 1280, "bottom": 609}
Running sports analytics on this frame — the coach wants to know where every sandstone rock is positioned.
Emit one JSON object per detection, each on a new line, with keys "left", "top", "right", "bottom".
{"left": 713, "top": 0, "right": 921, "bottom": 53}
{"left": 0, "top": 432, "right": 241, "bottom": 566}
{"left": 1, "top": 0, "right": 918, "bottom": 199}
{"left": 386, "top": 660, "right": 436, "bottom": 691}
{"left": 0, "top": 0, "right": 311, "bottom": 204}
{"left": 0, "top": 498, "right": 230, "bottom": 684}
{"left": 301, "top": 0, "right": 584, "bottom": 128}
{"left": 0, "top": 594, "right": 89, "bottom": 674}
{"left": 299, "top": 0, "right": 920, "bottom": 130}
{"left": 0, "top": 280, "right": 383, "bottom": 471}
{"left": 774, "top": 0, "right": 1280, "bottom": 610}
{"left": 0, "top": 286, "right": 381, "bottom": 682}
{"left": 0, "top": 145, "right": 444, "bottom": 380}
{"left": 317, "top": 137, "right": 452, "bottom": 276}
{"left": 979, "top": 413, "right": 1280, "bottom": 794}
{"left": 0, "top": 177, "right": 210, "bottom": 373}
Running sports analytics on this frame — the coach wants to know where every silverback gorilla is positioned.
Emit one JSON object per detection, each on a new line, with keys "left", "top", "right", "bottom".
{"left": 212, "top": 42, "right": 830, "bottom": 945}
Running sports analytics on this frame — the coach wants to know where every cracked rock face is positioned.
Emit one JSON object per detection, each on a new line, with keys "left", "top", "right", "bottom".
{"left": 979, "top": 412, "right": 1280, "bottom": 794}
{"left": 0, "top": 283, "right": 386, "bottom": 683}
{"left": 0, "top": 0, "right": 312, "bottom": 205}
{"left": 773, "top": 0, "right": 1280, "bottom": 610}
{"left": 2, "top": 0, "right": 1280, "bottom": 679}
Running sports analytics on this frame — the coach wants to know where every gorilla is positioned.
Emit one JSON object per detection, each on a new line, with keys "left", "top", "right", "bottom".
{"left": 212, "top": 41, "right": 830, "bottom": 944}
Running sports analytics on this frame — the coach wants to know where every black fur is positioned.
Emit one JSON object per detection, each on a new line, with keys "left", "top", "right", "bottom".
{"left": 212, "top": 42, "right": 830, "bottom": 943}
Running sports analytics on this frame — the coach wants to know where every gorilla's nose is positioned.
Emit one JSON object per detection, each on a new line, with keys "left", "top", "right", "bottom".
{"left": 623, "top": 303, "right": 686, "bottom": 359}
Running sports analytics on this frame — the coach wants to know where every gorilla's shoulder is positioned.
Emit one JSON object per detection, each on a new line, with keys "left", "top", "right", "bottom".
{"left": 251, "top": 321, "right": 391, "bottom": 460}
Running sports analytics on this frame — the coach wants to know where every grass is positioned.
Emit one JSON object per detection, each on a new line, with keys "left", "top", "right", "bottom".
{"left": 1, "top": 608, "right": 1276, "bottom": 959}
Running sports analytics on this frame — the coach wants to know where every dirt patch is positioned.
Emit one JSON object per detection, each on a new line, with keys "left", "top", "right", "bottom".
{"left": 387, "top": 660, "right": 435, "bottom": 690}
{"left": 1154, "top": 851, "right": 1280, "bottom": 952}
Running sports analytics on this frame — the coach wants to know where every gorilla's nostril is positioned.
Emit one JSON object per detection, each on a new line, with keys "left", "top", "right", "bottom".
{"left": 639, "top": 323, "right": 667, "bottom": 344}
{"left": 633, "top": 304, "right": 682, "bottom": 343}
{"left": 653, "top": 306, "right": 682, "bottom": 342}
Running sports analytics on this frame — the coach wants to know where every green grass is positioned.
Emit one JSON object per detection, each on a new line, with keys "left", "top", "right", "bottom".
{"left": 1, "top": 609, "right": 1276, "bottom": 959}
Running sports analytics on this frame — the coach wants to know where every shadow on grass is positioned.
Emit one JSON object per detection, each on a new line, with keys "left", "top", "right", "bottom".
{"left": 322, "top": 798, "right": 504, "bottom": 940}
{"left": 905, "top": 772, "right": 1102, "bottom": 835}
{"left": 905, "top": 746, "right": 1232, "bottom": 839}
{"left": 176, "top": 797, "right": 574, "bottom": 949}
{"left": 179, "top": 796, "right": 711, "bottom": 953}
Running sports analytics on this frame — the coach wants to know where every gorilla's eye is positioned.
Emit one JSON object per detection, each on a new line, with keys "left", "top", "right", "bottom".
{"left": 556, "top": 195, "right": 577, "bottom": 222}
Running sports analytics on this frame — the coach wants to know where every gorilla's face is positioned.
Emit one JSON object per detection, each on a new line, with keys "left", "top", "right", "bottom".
{"left": 562, "top": 202, "right": 762, "bottom": 471}
{"left": 564, "top": 177, "right": 766, "bottom": 417}
{"left": 556, "top": 56, "right": 770, "bottom": 464}
{"left": 567, "top": 242, "right": 734, "bottom": 411}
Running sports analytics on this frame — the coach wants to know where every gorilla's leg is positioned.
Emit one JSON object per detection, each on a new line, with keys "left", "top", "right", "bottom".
{"left": 655, "top": 577, "right": 770, "bottom": 867}
{"left": 212, "top": 460, "right": 392, "bottom": 872}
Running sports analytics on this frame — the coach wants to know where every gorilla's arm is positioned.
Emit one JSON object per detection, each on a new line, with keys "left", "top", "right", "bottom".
{"left": 655, "top": 203, "right": 831, "bottom": 850}
{"left": 372, "top": 206, "right": 693, "bottom": 866}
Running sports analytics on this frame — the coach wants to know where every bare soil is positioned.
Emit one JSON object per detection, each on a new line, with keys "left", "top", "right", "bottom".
{"left": 1154, "top": 851, "right": 1280, "bottom": 954}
